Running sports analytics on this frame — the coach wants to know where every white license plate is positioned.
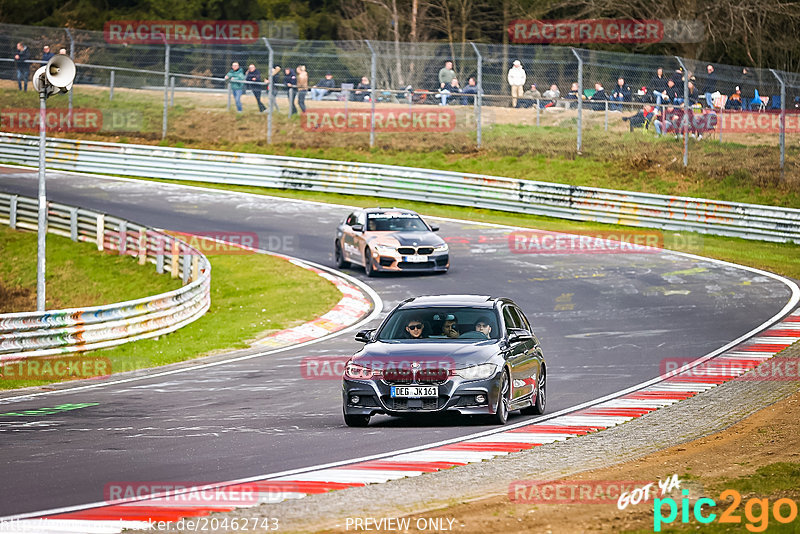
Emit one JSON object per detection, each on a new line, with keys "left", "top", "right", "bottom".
{"left": 404, "top": 255, "right": 428, "bottom": 263}
{"left": 391, "top": 386, "right": 438, "bottom": 398}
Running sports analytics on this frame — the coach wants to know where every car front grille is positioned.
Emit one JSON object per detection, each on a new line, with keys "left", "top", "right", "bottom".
{"left": 398, "top": 261, "right": 435, "bottom": 270}
{"left": 396, "top": 246, "right": 436, "bottom": 255}
{"left": 383, "top": 368, "right": 449, "bottom": 385}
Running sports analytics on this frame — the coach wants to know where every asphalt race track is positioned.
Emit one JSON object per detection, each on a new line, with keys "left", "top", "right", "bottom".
{"left": 0, "top": 166, "right": 794, "bottom": 517}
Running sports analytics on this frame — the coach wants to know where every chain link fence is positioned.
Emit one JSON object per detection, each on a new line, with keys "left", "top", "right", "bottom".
{"left": 1, "top": 22, "right": 798, "bottom": 179}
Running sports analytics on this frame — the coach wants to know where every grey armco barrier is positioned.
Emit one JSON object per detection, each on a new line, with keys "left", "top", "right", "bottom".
{"left": 1, "top": 133, "right": 799, "bottom": 243}
{"left": 0, "top": 191, "right": 211, "bottom": 360}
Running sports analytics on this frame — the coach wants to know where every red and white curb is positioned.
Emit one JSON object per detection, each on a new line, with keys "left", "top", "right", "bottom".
{"left": 4, "top": 309, "right": 796, "bottom": 533}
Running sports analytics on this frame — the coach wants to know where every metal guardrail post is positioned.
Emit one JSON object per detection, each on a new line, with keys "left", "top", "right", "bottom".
{"left": 604, "top": 101, "right": 609, "bottom": 131}
{"left": 182, "top": 253, "right": 191, "bottom": 284}
{"left": 170, "top": 76, "right": 175, "bottom": 107}
{"left": 227, "top": 81, "right": 232, "bottom": 111}
{"left": 69, "top": 207, "right": 78, "bottom": 241}
{"left": 162, "top": 42, "right": 170, "bottom": 140}
{"left": 263, "top": 37, "right": 274, "bottom": 144}
{"left": 365, "top": 40, "right": 376, "bottom": 148}
{"left": 64, "top": 28, "right": 74, "bottom": 116}
{"left": 9, "top": 195, "right": 17, "bottom": 229}
{"left": 536, "top": 99, "right": 540, "bottom": 126}
{"left": 118, "top": 220, "right": 127, "bottom": 255}
{"left": 718, "top": 106, "right": 723, "bottom": 142}
{"left": 109, "top": 70, "right": 114, "bottom": 101}
{"left": 770, "top": 69, "right": 786, "bottom": 180}
{"left": 469, "top": 42, "right": 482, "bottom": 149}
{"left": 675, "top": 56, "right": 689, "bottom": 167}
{"left": 571, "top": 49, "right": 583, "bottom": 153}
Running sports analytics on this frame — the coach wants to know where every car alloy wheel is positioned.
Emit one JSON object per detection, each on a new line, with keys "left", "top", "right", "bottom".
{"left": 521, "top": 369, "right": 546, "bottom": 415}
{"left": 364, "top": 248, "right": 376, "bottom": 277}
{"left": 335, "top": 240, "right": 349, "bottom": 268}
{"left": 489, "top": 371, "right": 510, "bottom": 425}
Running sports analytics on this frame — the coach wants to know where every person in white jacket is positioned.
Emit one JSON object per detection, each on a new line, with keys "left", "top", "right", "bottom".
{"left": 507, "top": 59, "right": 526, "bottom": 108}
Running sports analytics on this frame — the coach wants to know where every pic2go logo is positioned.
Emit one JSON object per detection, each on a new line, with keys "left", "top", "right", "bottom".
{"left": 654, "top": 489, "right": 798, "bottom": 532}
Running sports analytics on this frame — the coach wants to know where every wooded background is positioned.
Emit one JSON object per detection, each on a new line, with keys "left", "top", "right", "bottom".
{"left": 2, "top": 0, "right": 799, "bottom": 72}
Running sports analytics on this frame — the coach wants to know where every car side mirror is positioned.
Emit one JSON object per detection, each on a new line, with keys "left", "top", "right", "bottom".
{"left": 429, "top": 224, "right": 439, "bottom": 232}
{"left": 355, "top": 329, "right": 375, "bottom": 343}
{"left": 507, "top": 328, "right": 532, "bottom": 344}
{"left": 351, "top": 224, "right": 364, "bottom": 233}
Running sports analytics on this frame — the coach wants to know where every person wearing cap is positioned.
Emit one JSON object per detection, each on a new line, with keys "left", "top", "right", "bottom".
{"left": 508, "top": 59, "right": 526, "bottom": 107}
{"left": 725, "top": 86, "right": 743, "bottom": 110}
{"left": 311, "top": 72, "right": 336, "bottom": 101}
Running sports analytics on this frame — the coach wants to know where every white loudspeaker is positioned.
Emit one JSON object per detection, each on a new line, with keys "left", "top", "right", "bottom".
{"left": 45, "top": 55, "right": 76, "bottom": 90}
{"left": 33, "top": 56, "right": 76, "bottom": 96}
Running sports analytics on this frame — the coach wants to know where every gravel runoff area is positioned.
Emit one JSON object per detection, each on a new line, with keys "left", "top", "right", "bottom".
{"left": 159, "top": 341, "right": 800, "bottom": 534}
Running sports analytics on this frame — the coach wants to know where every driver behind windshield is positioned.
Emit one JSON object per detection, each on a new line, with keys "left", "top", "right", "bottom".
{"left": 474, "top": 316, "right": 492, "bottom": 338}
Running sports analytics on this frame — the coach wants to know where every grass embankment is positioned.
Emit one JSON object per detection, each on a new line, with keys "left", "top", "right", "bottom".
{"left": 0, "top": 226, "right": 341, "bottom": 390}
{"left": 1, "top": 82, "right": 798, "bottom": 207}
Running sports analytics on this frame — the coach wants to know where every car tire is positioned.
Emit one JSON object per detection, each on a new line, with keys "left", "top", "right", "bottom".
{"left": 488, "top": 371, "right": 510, "bottom": 425}
{"left": 364, "top": 248, "right": 376, "bottom": 277}
{"left": 344, "top": 413, "right": 370, "bottom": 427}
{"left": 334, "top": 240, "right": 349, "bottom": 268}
{"left": 521, "top": 369, "right": 546, "bottom": 415}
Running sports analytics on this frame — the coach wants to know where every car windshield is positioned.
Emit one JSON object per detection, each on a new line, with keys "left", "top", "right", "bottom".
{"left": 377, "top": 307, "right": 500, "bottom": 341}
{"left": 366, "top": 212, "right": 429, "bottom": 232}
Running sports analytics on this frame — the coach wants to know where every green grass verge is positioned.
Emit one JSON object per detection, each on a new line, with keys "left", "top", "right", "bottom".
{"left": 0, "top": 225, "right": 181, "bottom": 311}
{"left": 0, "top": 228, "right": 342, "bottom": 390}
{"left": 625, "top": 462, "right": 800, "bottom": 533}
{"left": 114, "top": 177, "right": 800, "bottom": 281}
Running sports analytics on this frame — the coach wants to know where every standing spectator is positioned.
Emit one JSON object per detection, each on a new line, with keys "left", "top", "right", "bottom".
{"left": 267, "top": 66, "right": 281, "bottom": 112}
{"left": 311, "top": 72, "right": 335, "bottom": 100}
{"left": 353, "top": 76, "right": 371, "bottom": 102}
{"left": 649, "top": 68, "right": 668, "bottom": 99}
{"left": 438, "top": 60, "right": 456, "bottom": 90}
{"left": 590, "top": 82, "right": 607, "bottom": 111}
{"left": 517, "top": 83, "right": 541, "bottom": 108}
{"left": 13, "top": 42, "right": 29, "bottom": 91}
{"left": 701, "top": 64, "right": 717, "bottom": 108}
{"left": 296, "top": 65, "right": 308, "bottom": 113}
{"left": 284, "top": 67, "right": 297, "bottom": 116}
{"left": 40, "top": 45, "right": 54, "bottom": 65}
{"left": 609, "top": 77, "right": 631, "bottom": 111}
{"left": 460, "top": 77, "right": 478, "bottom": 105}
{"left": 541, "top": 84, "right": 560, "bottom": 108}
{"left": 225, "top": 61, "right": 246, "bottom": 112}
{"left": 507, "top": 60, "right": 526, "bottom": 108}
{"left": 725, "top": 86, "right": 743, "bottom": 110}
{"left": 245, "top": 64, "right": 266, "bottom": 113}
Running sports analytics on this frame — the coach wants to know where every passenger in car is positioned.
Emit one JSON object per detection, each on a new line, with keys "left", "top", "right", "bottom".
{"left": 403, "top": 317, "right": 427, "bottom": 339}
{"left": 441, "top": 317, "right": 460, "bottom": 338}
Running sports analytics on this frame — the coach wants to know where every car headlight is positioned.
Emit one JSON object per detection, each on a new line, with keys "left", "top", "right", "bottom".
{"left": 453, "top": 363, "right": 497, "bottom": 381}
{"left": 433, "top": 243, "right": 449, "bottom": 252}
{"left": 373, "top": 244, "right": 398, "bottom": 255}
{"left": 344, "top": 362, "right": 381, "bottom": 380}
